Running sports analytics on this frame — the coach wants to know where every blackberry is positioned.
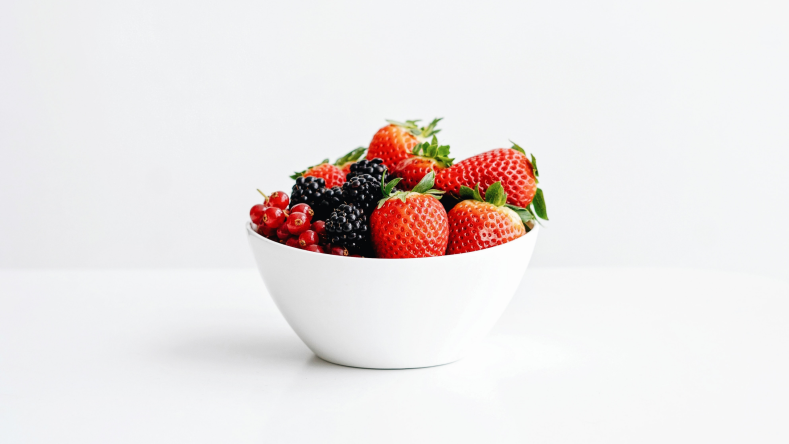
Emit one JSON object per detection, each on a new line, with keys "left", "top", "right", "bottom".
{"left": 347, "top": 158, "right": 386, "bottom": 183}
{"left": 289, "top": 176, "right": 326, "bottom": 210}
{"left": 342, "top": 173, "right": 382, "bottom": 216}
{"left": 325, "top": 204, "right": 369, "bottom": 252}
{"left": 314, "top": 186, "right": 344, "bottom": 221}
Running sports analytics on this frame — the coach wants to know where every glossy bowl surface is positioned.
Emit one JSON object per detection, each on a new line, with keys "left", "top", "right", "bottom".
{"left": 247, "top": 223, "right": 539, "bottom": 369}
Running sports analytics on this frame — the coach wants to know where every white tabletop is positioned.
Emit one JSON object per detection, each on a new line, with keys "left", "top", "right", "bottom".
{"left": 1, "top": 268, "right": 787, "bottom": 443}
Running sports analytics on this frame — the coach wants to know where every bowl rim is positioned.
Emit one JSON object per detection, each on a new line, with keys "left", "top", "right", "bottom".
{"left": 246, "top": 220, "right": 539, "bottom": 261}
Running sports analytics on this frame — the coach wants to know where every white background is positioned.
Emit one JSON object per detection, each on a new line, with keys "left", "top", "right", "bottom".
{"left": 1, "top": 0, "right": 788, "bottom": 281}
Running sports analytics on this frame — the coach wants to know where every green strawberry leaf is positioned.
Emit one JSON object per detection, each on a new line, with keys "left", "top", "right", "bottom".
{"left": 410, "top": 135, "right": 453, "bottom": 167}
{"left": 505, "top": 204, "right": 536, "bottom": 227}
{"left": 387, "top": 118, "right": 443, "bottom": 138}
{"left": 459, "top": 185, "right": 476, "bottom": 200}
{"left": 420, "top": 118, "right": 443, "bottom": 138}
{"left": 530, "top": 154, "right": 539, "bottom": 178}
{"left": 413, "top": 139, "right": 429, "bottom": 156}
{"left": 424, "top": 189, "right": 444, "bottom": 199}
{"left": 386, "top": 119, "right": 421, "bottom": 133}
{"left": 458, "top": 184, "right": 483, "bottom": 201}
{"left": 411, "top": 170, "right": 436, "bottom": 194}
{"left": 380, "top": 169, "right": 402, "bottom": 198}
{"left": 524, "top": 204, "right": 541, "bottom": 225}
{"left": 378, "top": 190, "right": 408, "bottom": 209}
{"left": 426, "top": 137, "right": 438, "bottom": 157}
{"left": 377, "top": 169, "right": 444, "bottom": 208}
{"left": 472, "top": 184, "right": 482, "bottom": 201}
{"left": 335, "top": 147, "right": 366, "bottom": 166}
{"left": 510, "top": 140, "right": 526, "bottom": 155}
{"left": 484, "top": 181, "right": 507, "bottom": 206}
{"left": 532, "top": 188, "right": 548, "bottom": 220}
{"left": 383, "top": 177, "right": 402, "bottom": 196}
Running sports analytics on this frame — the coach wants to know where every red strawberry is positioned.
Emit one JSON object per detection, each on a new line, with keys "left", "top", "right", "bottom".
{"left": 370, "top": 171, "right": 449, "bottom": 258}
{"left": 291, "top": 147, "right": 367, "bottom": 188}
{"left": 367, "top": 118, "right": 442, "bottom": 170}
{"left": 297, "top": 163, "right": 345, "bottom": 188}
{"left": 446, "top": 182, "right": 533, "bottom": 254}
{"left": 391, "top": 136, "right": 454, "bottom": 190}
{"left": 435, "top": 142, "right": 549, "bottom": 220}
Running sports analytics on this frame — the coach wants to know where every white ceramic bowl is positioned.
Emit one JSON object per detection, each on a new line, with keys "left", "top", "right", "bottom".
{"left": 246, "top": 223, "right": 539, "bottom": 369}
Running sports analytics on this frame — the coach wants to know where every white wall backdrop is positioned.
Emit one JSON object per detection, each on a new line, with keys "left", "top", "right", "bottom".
{"left": 1, "top": 0, "right": 787, "bottom": 281}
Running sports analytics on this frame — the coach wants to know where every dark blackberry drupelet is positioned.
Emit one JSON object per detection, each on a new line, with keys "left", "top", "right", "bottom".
{"left": 289, "top": 176, "right": 326, "bottom": 210}
{"left": 341, "top": 173, "right": 382, "bottom": 216}
{"left": 314, "top": 186, "right": 344, "bottom": 221}
{"left": 325, "top": 204, "right": 369, "bottom": 252}
{"left": 346, "top": 158, "right": 386, "bottom": 183}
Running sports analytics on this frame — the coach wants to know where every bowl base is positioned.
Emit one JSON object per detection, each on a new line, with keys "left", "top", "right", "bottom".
{"left": 314, "top": 354, "right": 464, "bottom": 370}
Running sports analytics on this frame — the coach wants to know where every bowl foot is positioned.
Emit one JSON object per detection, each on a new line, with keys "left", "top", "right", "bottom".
{"left": 313, "top": 354, "right": 464, "bottom": 370}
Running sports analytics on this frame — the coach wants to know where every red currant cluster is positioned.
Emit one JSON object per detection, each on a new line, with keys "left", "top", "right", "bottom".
{"left": 249, "top": 190, "right": 360, "bottom": 257}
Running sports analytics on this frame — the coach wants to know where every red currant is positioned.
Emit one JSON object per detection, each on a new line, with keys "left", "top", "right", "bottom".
{"left": 286, "top": 212, "right": 310, "bottom": 235}
{"left": 298, "top": 230, "right": 318, "bottom": 248}
{"left": 303, "top": 244, "right": 325, "bottom": 254}
{"left": 268, "top": 191, "right": 289, "bottom": 209}
{"left": 250, "top": 204, "right": 266, "bottom": 225}
{"left": 330, "top": 245, "right": 349, "bottom": 256}
{"left": 289, "top": 203, "right": 314, "bottom": 220}
{"left": 257, "top": 224, "right": 276, "bottom": 238}
{"left": 261, "top": 206, "right": 286, "bottom": 228}
{"left": 311, "top": 220, "right": 326, "bottom": 240}
{"left": 285, "top": 237, "right": 300, "bottom": 248}
{"left": 276, "top": 224, "right": 290, "bottom": 240}
{"left": 349, "top": 254, "right": 363, "bottom": 258}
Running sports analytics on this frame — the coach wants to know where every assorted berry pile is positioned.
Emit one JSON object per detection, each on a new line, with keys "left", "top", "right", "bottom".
{"left": 249, "top": 118, "right": 549, "bottom": 258}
